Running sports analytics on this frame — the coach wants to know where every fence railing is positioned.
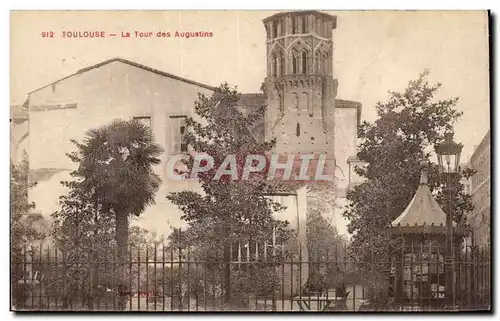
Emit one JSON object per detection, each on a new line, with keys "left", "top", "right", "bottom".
{"left": 11, "top": 242, "right": 491, "bottom": 312}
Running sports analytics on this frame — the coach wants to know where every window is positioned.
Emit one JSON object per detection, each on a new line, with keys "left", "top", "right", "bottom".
{"left": 292, "top": 93, "right": 299, "bottom": 110}
{"left": 273, "top": 52, "right": 284, "bottom": 77}
{"left": 299, "top": 92, "right": 309, "bottom": 112}
{"left": 296, "top": 123, "right": 301, "bottom": 137}
{"left": 279, "top": 93, "right": 284, "bottom": 114}
{"left": 272, "top": 54, "right": 278, "bottom": 77}
{"left": 292, "top": 52, "right": 299, "bottom": 74}
{"left": 301, "top": 51, "right": 308, "bottom": 74}
{"left": 133, "top": 116, "right": 151, "bottom": 128}
{"left": 279, "top": 53, "right": 285, "bottom": 76}
{"left": 320, "top": 54, "right": 328, "bottom": 73}
{"left": 180, "top": 124, "right": 188, "bottom": 152}
{"left": 315, "top": 52, "right": 320, "bottom": 73}
{"left": 306, "top": 93, "right": 313, "bottom": 116}
{"left": 169, "top": 116, "right": 188, "bottom": 154}
{"left": 292, "top": 16, "right": 297, "bottom": 34}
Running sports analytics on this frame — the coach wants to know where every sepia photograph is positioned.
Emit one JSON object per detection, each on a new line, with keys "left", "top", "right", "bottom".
{"left": 10, "top": 10, "right": 491, "bottom": 312}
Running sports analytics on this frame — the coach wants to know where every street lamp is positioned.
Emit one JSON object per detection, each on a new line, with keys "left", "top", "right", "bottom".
{"left": 434, "top": 132, "right": 463, "bottom": 309}
{"left": 435, "top": 132, "right": 463, "bottom": 174}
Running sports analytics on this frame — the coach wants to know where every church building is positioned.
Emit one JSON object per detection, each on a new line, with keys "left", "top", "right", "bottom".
{"left": 19, "top": 10, "right": 363, "bottom": 295}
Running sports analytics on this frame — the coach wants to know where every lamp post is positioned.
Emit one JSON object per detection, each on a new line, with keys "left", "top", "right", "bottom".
{"left": 434, "top": 132, "right": 463, "bottom": 309}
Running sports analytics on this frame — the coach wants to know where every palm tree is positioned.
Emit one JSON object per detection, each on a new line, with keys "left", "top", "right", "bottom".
{"left": 68, "top": 119, "right": 163, "bottom": 307}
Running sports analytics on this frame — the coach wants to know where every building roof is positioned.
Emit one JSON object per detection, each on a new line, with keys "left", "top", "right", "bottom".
{"left": 470, "top": 129, "right": 490, "bottom": 163}
{"left": 237, "top": 93, "right": 266, "bottom": 109}
{"left": 29, "top": 168, "right": 70, "bottom": 183}
{"left": 261, "top": 181, "right": 308, "bottom": 195}
{"left": 391, "top": 161, "right": 457, "bottom": 229}
{"left": 336, "top": 99, "right": 363, "bottom": 126}
{"left": 29, "top": 57, "right": 217, "bottom": 95}
{"left": 10, "top": 105, "right": 28, "bottom": 123}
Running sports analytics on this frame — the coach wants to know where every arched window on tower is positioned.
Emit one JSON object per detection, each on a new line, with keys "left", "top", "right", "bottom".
{"left": 320, "top": 53, "right": 328, "bottom": 73}
{"left": 302, "top": 16, "right": 308, "bottom": 33}
{"left": 279, "top": 52, "right": 285, "bottom": 76}
{"left": 301, "top": 51, "right": 308, "bottom": 74}
{"left": 307, "top": 93, "right": 313, "bottom": 116}
{"left": 296, "top": 123, "right": 301, "bottom": 137}
{"left": 315, "top": 51, "right": 321, "bottom": 73}
{"left": 272, "top": 54, "right": 278, "bottom": 77}
{"left": 292, "top": 93, "right": 299, "bottom": 110}
{"left": 299, "top": 92, "right": 308, "bottom": 112}
{"left": 292, "top": 16, "right": 297, "bottom": 34}
{"left": 279, "top": 93, "right": 284, "bottom": 114}
{"left": 292, "top": 52, "right": 299, "bottom": 74}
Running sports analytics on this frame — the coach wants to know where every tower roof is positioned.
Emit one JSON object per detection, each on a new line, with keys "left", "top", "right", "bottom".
{"left": 391, "top": 161, "right": 457, "bottom": 229}
{"left": 263, "top": 10, "right": 337, "bottom": 28}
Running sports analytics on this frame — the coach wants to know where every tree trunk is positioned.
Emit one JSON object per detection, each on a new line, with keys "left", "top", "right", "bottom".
{"left": 115, "top": 214, "right": 129, "bottom": 310}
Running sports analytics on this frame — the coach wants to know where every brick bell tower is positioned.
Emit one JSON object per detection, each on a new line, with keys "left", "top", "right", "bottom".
{"left": 262, "top": 11, "right": 338, "bottom": 169}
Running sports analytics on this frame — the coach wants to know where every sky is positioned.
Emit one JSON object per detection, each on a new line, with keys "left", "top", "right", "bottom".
{"left": 11, "top": 10, "right": 490, "bottom": 159}
{"left": 11, "top": 11, "right": 490, "bottom": 236}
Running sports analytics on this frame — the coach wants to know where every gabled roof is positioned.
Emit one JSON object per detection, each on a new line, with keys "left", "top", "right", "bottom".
{"left": 29, "top": 57, "right": 217, "bottom": 95}
{"left": 391, "top": 161, "right": 456, "bottom": 229}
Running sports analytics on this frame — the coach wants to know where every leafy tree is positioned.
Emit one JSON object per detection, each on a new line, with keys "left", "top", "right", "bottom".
{"left": 11, "top": 153, "right": 42, "bottom": 248}
{"left": 167, "top": 83, "right": 293, "bottom": 304}
{"left": 305, "top": 210, "right": 347, "bottom": 294}
{"left": 50, "top": 191, "right": 164, "bottom": 310}
{"left": 64, "top": 119, "right": 163, "bottom": 308}
{"left": 50, "top": 182, "right": 116, "bottom": 308}
{"left": 10, "top": 153, "right": 46, "bottom": 308}
{"left": 342, "top": 72, "right": 474, "bottom": 302}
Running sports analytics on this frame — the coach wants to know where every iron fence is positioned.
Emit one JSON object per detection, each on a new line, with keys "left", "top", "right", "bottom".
{"left": 11, "top": 242, "right": 491, "bottom": 312}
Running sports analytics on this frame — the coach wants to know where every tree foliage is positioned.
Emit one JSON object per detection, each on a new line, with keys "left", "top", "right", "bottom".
{"left": 11, "top": 153, "right": 43, "bottom": 246}
{"left": 65, "top": 119, "right": 162, "bottom": 255}
{"left": 305, "top": 209, "right": 348, "bottom": 294}
{"left": 167, "top": 84, "right": 292, "bottom": 248}
{"left": 50, "top": 190, "right": 165, "bottom": 308}
{"left": 166, "top": 83, "right": 294, "bottom": 302}
{"left": 11, "top": 153, "right": 46, "bottom": 307}
{"left": 50, "top": 119, "right": 163, "bottom": 308}
{"left": 343, "top": 71, "right": 474, "bottom": 258}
